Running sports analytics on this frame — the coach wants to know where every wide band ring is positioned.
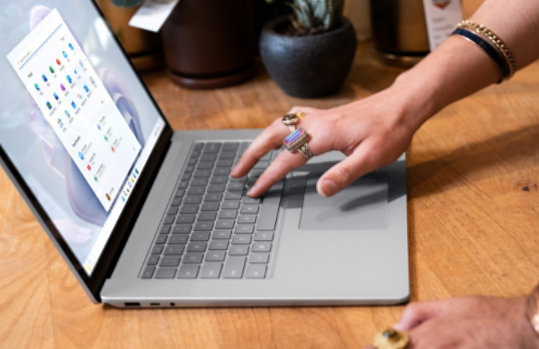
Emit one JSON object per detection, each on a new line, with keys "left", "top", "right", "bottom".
{"left": 281, "top": 112, "right": 306, "bottom": 132}
{"left": 283, "top": 127, "right": 313, "bottom": 160}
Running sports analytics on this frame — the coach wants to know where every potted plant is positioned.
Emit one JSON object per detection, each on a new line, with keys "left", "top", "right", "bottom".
{"left": 260, "top": 0, "right": 357, "bottom": 98}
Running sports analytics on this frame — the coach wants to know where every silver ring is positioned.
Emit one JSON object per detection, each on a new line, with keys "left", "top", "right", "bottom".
{"left": 297, "top": 143, "right": 313, "bottom": 160}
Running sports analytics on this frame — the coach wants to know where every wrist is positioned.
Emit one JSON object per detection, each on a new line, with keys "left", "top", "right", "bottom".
{"left": 526, "top": 283, "right": 539, "bottom": 338}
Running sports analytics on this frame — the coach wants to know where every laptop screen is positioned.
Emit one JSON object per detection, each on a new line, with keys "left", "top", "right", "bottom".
{"left": 0, "top": 2, "right": 167, "bottom": 276}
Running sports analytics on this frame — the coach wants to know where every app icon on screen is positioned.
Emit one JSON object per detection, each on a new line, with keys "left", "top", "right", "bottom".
{"left": 53, "top": 92, "right": 59, "bottom": 101}
{"left": 42, "top": 74, "right": 48, "bottom": 82}
{"left": 46, "top": 101, "right": 52, "bottom": 110}
{"left": 64, "top": 110, "right": 70, "bottom": 118}
{"left": 49, "top": 66, "right": 54, "bottom": 74}
{"left": 86, "top": 164, "right": 91, "bottom": 171}
{"left": 66, "top": 75, "right": 72, "bottom": 84}
{"left": 62, "top": 50, "right": 68, "bottom": 58}
{"left": 78, "top": 151, "right": 84, "bottom": 160}
{"left": 34, "top": 83, "right": 40, "bottom": 91}
{"left": 71, "top": 101, "right": 76, "bottom": 109}
{"left": 68, "top": 43, "right": 74, "bottom": 51}
{"left": 60, "top": 83, "right": 66, "bottom": 91}
{"left": 57, "top": 118, "right": 63, "bottom": 128}
{"left": 56, "top": 58, "right": 61, "bottom": 65}
{"left": 83, "top": 85, "right": 89, "bottom": 93}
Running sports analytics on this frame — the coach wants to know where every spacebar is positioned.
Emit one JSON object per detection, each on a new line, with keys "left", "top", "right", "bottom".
{"left": 256, "top": 181, "right": 283, "bottom": 231}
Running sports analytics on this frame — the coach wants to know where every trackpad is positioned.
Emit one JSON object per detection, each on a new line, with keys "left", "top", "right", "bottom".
{"left": 299, "top": 173, "right": 388, "bottom": 230}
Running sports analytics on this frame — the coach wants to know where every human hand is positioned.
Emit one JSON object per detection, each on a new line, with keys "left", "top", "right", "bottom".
{"left": 390, "top": 296, "right": 539, "bottom": 348}
{"left": 231, "top": 87, "right": 419, "bottom": 197}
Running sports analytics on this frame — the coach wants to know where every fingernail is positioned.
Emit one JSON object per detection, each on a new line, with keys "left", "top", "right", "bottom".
{"left": 317, "top": 178, "right": 338, "bottom": 197}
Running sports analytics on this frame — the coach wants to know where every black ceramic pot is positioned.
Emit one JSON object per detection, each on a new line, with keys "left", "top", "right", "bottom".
{"left": 260, "top": 17, "right": 357, "bottom": 98}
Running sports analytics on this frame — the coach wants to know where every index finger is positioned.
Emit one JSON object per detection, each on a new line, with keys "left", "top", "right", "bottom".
{"left": 231, "top": 117, "right": 287, "bottom": 178}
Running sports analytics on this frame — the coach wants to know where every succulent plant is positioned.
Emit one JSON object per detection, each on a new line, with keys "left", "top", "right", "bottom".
{"left": 288, "top": 0, "right": 345, "bottom": 35}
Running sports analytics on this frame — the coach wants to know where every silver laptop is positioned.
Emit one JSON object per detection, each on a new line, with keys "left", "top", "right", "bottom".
{"left": 0, "top": 0, "right": 408, "bottom": 307}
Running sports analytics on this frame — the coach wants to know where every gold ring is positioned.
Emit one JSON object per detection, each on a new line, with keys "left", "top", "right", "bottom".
{"left": 281, "top": 112, "right": 306, "bottom": 132}
{"left": 373, "top": 328, "right": 410, "bottom": 349}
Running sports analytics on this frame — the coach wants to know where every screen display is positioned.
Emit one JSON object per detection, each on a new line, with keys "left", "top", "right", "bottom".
{"left": 0, "top": 1, "right": 166, "bottom": 275}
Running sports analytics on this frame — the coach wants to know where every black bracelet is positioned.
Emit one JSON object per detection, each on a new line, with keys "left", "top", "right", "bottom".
{"left": 451, "top": 27, "right": 509, "bottom": 83}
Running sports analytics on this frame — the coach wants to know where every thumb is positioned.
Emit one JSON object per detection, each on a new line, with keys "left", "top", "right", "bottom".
{"left": 316, "top": 146, "right": 376, "bottom": 197}
{"left": 394, "top": 300, "right": 448, "bottom": 331}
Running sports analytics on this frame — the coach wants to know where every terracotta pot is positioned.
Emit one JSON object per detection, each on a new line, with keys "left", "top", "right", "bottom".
{"left": 161, "top": 0, "right": 257, "bottom": 89}
{"left": 259, "top": 17, "right": 357, "bottom": 98}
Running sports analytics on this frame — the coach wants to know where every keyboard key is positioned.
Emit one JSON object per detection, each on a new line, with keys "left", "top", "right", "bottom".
{"left": 163, "top": 215, "right": 175, "bottom": 224}
{"left": 240, "top": 204, "right": 259, "bottom": 214}
{"left": 245, "top": 264, "right": 267, "bottom": 279}
{"left": 141, "top": 266, "right": 155, "bottom": 279}
{"left": 160, "top": 224, "right": 172, "bottom": 234}
{"left": 216, "top": 219, "right": 235, "bottom": 229}
{"left": 175, "top": 188, "right": 185, "bottom": 197}
{"left": 237, "top": 215, "right": 257, "bottom": 224}
{"left": 213, "top": 229, "right": 232, "bottom": 239}
{"left": 191, "top": 178, "right": 208, "bottom": 186}
{"left": 254, "top": 160, "right": 270, "bottom": 169}
{"left": 180, "top": 205, "right": 199, "bottom": 214}
{"left": 203, "top": 142, "right": 221, "bottom": 153}
{"left": 191, "top": 231, "right": 211, "bottom": 241}
{"left": 201, "top": 202, "right": 220, "bottom": 211}
{"left": 216, "top": 159, "right": 234, "bottom": 167}
{"left": 200, "top": 153, "right": 217, "bottom": 162}
{"left": 224, "top": 191, "right": 243, "bottom": 200}
{"left": 214, "top": 168, "right": 231, "bottom": 176}
{"left": 173, "top": 224, "right": 192, "bottom": 234}
{"left": 147, "top": 255, "right": 160, "bottom": 265}
{"left": 187, "top": 242, "right": 207, "bottom": 252}
{"left": 193, "top": 142, "right": 204, "bottom": 151}
{"left": 222, "top": 142, "right": 239, "bottom": 151}
{"left": 183, "top": 253, "right": 204, "bottom": 264}
{"left": 171, "top": 197, "right": 182, "bottom": 206}
{"left": 151, "top": 245, "right": 163, "bottom": 254}
{"left": 209, "top": 240, "right": 229, "bottom": 250}
{"left": 184, "top": 195, "right": 203, "bottom": 204}
{"left": 155, "top": 234, "right": 168, "bottom": 244}
{"left": 249, "top": 253, "right": 270, "bottom": 264}
{"left": 229, "top": 245, "right": 249, "bottom": 256}
{"left": 205, "top": 193, "right": 223, "bottom": 202}
{"left": 176, "top": 214, "right": 196, "bottom": 224}
{"left": 232, "top": 235, "right": 252, "bottom": 244}
{"left": 194, "top": 169, "right": 211, "bottom": 178}
{"left": 206, "top": 251, "right": 226, "bottom": 261}
{"left": 254, "top": 231, "right": 274, "bottom": 241}
{"left": 222, "top": 200, "right": 240, "bottom": 209}
{"left": 194, "top": 222, "right": 213, "bottom": 231}
{"left": 155, "top": 267, "right": 176, "bottom": 279}
{"left": 168, "top": 206, "right": 179, "bottom": 215}
{"left": 223, "top": 257, "right": 246, "bottom": 279}
{"left": 243, "top": 197, "right": 261, "bottom": 204}
{"left": 235, "top": 224, "right": 254, "bottom": 234}
{"left": 164, "top": 245, "right": 185, "bottom": 255}
{"left": 187, "top": 187, "right": 205, "bottom": 195}
{"left": 197, "top": 162, "right": 213, "bottom": 169}
{"left": 200, "top": 263, "right": 223, "bottom": 278}
{"left": 160, "top": 256, "right": 181, "bottom": 267}
{"left": 220, "top": 151, "right": 236, "bottom": 159}
{"left": 252, "top": 242, "right": 272, "bottom": 252}
{"left": 208, "top": 184, "right": 226, "bottom": 192}
{"left": 210, "top": 176, "right": 228, "bottom": 184}
{"left": 198, "top": 211, "right": 217, "bottom": 221}
{"left": 218, "top": 209, "right": 237, "bottom": 219}
{"left": 227, "top": 182, "right": 244, "bottom": 191}
{"left": 168, "top": 234, "right": 189, "bottom": 244}
{"left": 178, "top": 265, "right": 199, "bottom": 279}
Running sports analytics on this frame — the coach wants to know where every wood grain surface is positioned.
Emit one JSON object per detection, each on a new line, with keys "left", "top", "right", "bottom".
{"left": 1, "top": 2, "right": 538, "bottom": 348}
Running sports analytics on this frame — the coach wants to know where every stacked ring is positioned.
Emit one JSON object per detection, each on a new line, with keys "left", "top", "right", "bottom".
{"left": 281, "top": 112, "right": 313, "bottom": 160}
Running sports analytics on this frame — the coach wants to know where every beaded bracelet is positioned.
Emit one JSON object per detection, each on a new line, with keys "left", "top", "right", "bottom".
{"left": 452, "top": 20, "right": 516, "bottom": 83}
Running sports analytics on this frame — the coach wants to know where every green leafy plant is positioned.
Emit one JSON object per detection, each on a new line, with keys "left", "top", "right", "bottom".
{"left": 288, "top": 0, "right": 345, "bottom": 35}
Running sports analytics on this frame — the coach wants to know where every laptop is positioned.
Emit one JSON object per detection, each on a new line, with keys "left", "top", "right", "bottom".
{"left": 0, "top": 0, "right": 408, "bottom": 307}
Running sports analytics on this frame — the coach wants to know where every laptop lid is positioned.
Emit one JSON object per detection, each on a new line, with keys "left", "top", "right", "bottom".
{"left": 0, "top": 1, "right": 173, "bottom": 302}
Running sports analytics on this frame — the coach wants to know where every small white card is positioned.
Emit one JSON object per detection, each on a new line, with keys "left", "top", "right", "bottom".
{"left": 422, "top": 0, "right": 463, "bottom": 50}
{"left": 129, "top": 0, "right": 180, "bottom": 33}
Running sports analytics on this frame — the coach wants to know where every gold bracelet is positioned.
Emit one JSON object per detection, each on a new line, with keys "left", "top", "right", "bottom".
{"left": 456, "top": 20, "right": 516, "bottom": 80}
{"left": 527, "top": 283, "right": 539, "bottom": 337}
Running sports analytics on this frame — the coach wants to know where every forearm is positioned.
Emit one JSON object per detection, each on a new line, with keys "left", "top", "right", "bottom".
{"left": 386, "top": 0, "right": 539, "bottom": 132}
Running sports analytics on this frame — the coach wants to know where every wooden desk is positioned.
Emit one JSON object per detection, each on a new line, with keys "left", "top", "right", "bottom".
{"left": 2, "top": 39, "right": 538, "bottom": 348}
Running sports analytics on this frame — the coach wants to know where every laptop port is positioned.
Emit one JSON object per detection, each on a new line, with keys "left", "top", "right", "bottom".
{"left": 124, "top": 302, "right": 140, "bottom": 307}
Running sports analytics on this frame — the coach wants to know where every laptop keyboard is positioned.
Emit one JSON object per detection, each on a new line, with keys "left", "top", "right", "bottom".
{"left": 140, "top": 141, "right": 282, "bottom": 280}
